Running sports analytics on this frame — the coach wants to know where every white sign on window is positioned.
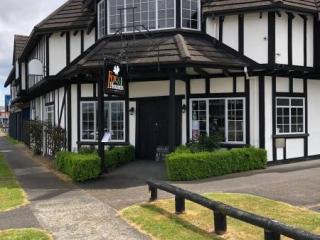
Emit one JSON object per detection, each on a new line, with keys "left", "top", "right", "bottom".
{"left": 101, "top": 132, "right": 112, "bottom": 143}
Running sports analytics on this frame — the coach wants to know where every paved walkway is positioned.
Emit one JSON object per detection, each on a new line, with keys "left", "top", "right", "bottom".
{"left": 81, "top": 158, "right": 320, "bottom": 211}
{"left": 0, "top": 137, "right": 148, "bottom": 240}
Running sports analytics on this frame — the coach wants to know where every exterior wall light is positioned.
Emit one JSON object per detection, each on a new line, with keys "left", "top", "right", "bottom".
{"left": 182, "top": 104, "right": 187, "bottom": 113}
{"left": 129, "top": 107, "right": 135, "bottom": 115}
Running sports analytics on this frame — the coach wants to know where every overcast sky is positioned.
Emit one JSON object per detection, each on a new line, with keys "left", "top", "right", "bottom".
{"left": 0, "top": 0, "right": 67, "bottom": 106}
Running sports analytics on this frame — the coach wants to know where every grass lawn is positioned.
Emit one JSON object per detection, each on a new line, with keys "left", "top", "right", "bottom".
{"left": 0, "top": 153, "right": 27, "bottom": 212}
{"left": 0, "top": 228, "right": 51, "bottom": 240}
{"left": 121, "top": 193, "right": 320, "bottom": 240}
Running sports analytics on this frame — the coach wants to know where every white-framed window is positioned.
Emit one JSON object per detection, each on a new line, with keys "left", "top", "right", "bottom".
{"left": 80, "top": 102, "right": 97, "bottom": 141}
{"left": 45, "top": 105, "right": 54, "bottom": 125}
{"left": 276, "top": 97, "right": 305, "bottom": 134}
{"left": 190, "top": 98, "right": 246, "bottom": 144}
{"left": 181, "top": 0, "right": 201, "bottom": 30}
{"left": 98, "top": 0, "right": 106, "bottom": 39}
{"left": 104, "top": 101, "right": 125, "bottom": 142}
{"left": 80, "top": 101, "right": 126, "bottom": 142}
{"left": 108, "top": 0, "right": 176, "bottom": 34}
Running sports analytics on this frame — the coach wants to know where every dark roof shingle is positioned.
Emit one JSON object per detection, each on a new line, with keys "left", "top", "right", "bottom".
{"left": 35, "top": 0, "right": 95, "bottom": 32}
{"left": 203, "top": 0, "right": 320, "bottom": 14}
{"left": 61, "top": 32, "right": 256, "bottom": 75}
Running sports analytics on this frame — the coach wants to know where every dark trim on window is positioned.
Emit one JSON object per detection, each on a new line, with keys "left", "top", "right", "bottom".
{"left": 287, "top": 13, "right": 293, "bottom": 65}
{"left": 314, "top": 16, "right": 319, "bottom": 67}
{"left": 46, "top": 35, "right": 50, "bottom": 76}
{"left": 272, "top": 76, "right": 277, "bottom": 161}
{"left": 186, "top": 77, "right": 190, "bottom": 142}
{"left": 245, "top": 78, "right": 250, "bottom": 145}
{"left": 125, "top": 78, "right": 129, "bottom": 144}
{"left": 77, "top": 83, "right": 81, "bottom": 150}
{"left": 93, "top": 83, "right": 97, "bottom": 98}
{"left": 259, "top": 76, "right": 265, "bottom": 148}
{"left": 238, "top": 14, "right": 244, "bottom": 54}
{"left": 289, "top": 76, "right": 293, "bottom": 93}
{"left": 205, "top": 77, "right": 210, "bottom": 94}
{"left": 176, "top": 0, "right": 181, "bottom": 29}
{"left": 219, "top": 16, "right": 224, "bottom": 42}
{"left": 268, "top": 12, "right": 275, "bottom": 65}
{"left": 233, "top": 76, "right": 237, "bottom": 93}
{"left": 80, "top": 30, "right": 84, "bottom": 53}
{"left": 67, "top": 84, "right": 72, "bottom": 151}
{"left": 190, "top": 93, "right": 246, "bottom": 98}
{"left": 66, "top": 32, "right": 70, "bottom": 65}
{"left": 303, "top": 78, "right": 308, "bottom": 157}
{"left": 276, "top": 92, "right": 305, "bottom": 97}
{"left": 273, "top": 133, "right": 309, "bottom": 139}
{"left": 303, "top": 16, "right": 307, "bottom": 67}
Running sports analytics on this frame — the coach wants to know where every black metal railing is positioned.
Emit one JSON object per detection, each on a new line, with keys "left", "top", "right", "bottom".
{"left": 147, "top": 179, "right": 320, "bottom": 240}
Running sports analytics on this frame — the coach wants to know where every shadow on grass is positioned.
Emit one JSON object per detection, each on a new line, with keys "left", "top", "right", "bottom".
{"left": 139, "top": 203, "right": 222, "bottom": 240}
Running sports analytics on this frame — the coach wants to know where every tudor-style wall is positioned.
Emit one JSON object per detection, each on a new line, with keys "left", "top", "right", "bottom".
{"left": 206, "top": 11, "right": 314, "bottom": 66}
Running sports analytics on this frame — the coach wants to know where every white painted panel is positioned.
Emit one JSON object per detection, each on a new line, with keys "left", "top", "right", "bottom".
{"left": 206, "top": 17, "right": 219, "bottom": 39}
{"left": 81, "top": 84, "right": 94, "bottom": 97}
{"left": 49, "top": 32, "right": 66, "bottom": 75}
{"left": 265, "top": 76, "right": 273, "bottom": 161}
{"left": 275, "top": 13, "right": 288, "bottom": 64}
{"left": 286, "top": 139, "right": 304, "bottom": 159}
{"left": 308, "top": 79, "right": 320, "bottom": 155}
{"left": 292, "top": 15, "right": 304, "bottom": 66}
{"left": 58, "top": 87, "right": 65, "bottom": 129}
{"left": 70, "top": 31, "right": 81, "bottom": 62}
{"left": 182, "top": 99, "right": 187, "bottom": 144}
{"left": 293, "top": 78, "right": 304, "bottom": 93}
{"left": 176, "top": 80, "right": 185, "bottom": 95}
{"left": 190, "top": 79, "right": 205, "bottom": 94}
{"left": 236, "top": 77, "right": 245, "bottom": 92}
{"left": 276, "top": 77, "right": 289, "bottom": 92}
{"left": 244, "top": 12, "right": 268, "bottom": 63}
{"left": 210, "top": 77, "right": 233, "bottom": 93}
{"left": 15, "top": 61, "right": 19, "bottom": 79}
{"left": 129, "top": 81, "right": 169, "bottom": 98}
{"left": 129, "top": 101, "right": 136, "bottom": 146}
{"left": 84, "top": 29, "right": 95, "bottom": 50}
{"left": 307, "top": 15, "right": 314, "bottom": 67}
{"left": 250, "top": 77, "right": 259, "bottom": 147}
{"left": 223, "top": 15, "right": 239, "bottom": 50}
{"left": 71, "top": 84, "right": 78, "bottom": 152}
{"left": 277, "top": 148, "right": 284, "bottom": 160}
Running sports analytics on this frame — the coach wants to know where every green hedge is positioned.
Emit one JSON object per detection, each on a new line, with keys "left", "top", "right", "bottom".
{"left": 166, "top": 148, "right": 267, "bottom": 181}
{"left": 105, "top": 145, "right": 135, "bottom": 168}
{"left": 54, "top": 152, "right": 101, "bottom": 182}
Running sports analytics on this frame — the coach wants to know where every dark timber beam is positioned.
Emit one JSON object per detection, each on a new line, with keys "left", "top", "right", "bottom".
{"left": 169, "top": 74, "right": 176, "bottom": 152}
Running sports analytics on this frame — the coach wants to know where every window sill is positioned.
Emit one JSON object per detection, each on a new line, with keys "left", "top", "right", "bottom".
{"left": 273, "top": 133, "right": 309, "bottom": 139}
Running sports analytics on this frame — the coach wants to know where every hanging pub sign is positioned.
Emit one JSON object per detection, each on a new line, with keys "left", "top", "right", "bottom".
{"left": 104, "top": 63, "right": 125, "bottom": 96}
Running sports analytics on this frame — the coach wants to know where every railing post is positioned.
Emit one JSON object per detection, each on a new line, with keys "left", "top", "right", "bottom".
{"left": 264, "top": 229, "right": 281, "bottom": 240}
{"left": 175, "top": 196, "right": 185, "bottom": 214}
{"left": 214, "top": 211, "right": 227, "bottom": 235}
{"left": 149, "top": 186, "right": 158, "bottom": 201}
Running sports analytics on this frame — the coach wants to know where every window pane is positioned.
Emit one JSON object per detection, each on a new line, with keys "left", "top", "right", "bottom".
{"left": 191, "top": 100, "right": 207, "bottom": 140}
{"left": 209, "top": 99, "right": 225, "bottom": 141}
{"left": 277, "top": 98, "right": 289, "bottom": 106}
{"left": 227, "top": 99, "right": 244, "bottom": 143}
{"left": 81, "top": 102, "right": 96, "bottom": 140}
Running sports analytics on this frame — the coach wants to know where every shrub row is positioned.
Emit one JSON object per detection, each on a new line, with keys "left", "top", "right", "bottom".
{"left": 54, "top": 152, "right": 101, "bottom": 182}
{"left": 166, "top": 148, "right": 267, "bottom": 181}
{"left": 105, "top": 145, "right": 135, "bottom": 168}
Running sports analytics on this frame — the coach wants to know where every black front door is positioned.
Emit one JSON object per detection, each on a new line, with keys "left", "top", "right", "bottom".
{"left": 136, "top": 98, "right": 181, "bottom": 160}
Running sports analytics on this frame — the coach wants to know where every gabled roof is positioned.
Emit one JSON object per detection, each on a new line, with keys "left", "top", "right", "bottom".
{"left": 4, "top": 68, "right": 15, "bottom": 88}
{"left": 61, "top": 31, "right": 257, "bottom": 75}
{"left": 203, "top": 0, "right": 320, "bottom": 15}
{"left": 35, "top": 0, "right": 95, "bottom": 32}
{"left": 13, "top": 35, "right": 29, "bottom": 64}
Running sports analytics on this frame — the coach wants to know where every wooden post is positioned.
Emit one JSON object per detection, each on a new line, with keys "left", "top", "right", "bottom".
{"left": 175, "top": 196, "right": 185, "bottom": 214}
{"left": 214, "top": 211, "right": 227, "bottom": 235}
{"left": 264, "top": 229, "right": 281, "bottom": 240}
{"left": 149, "top": 186, "right": 158, "bottom": 201}
{"left": 169, "top": 74, "right": 176, "bottom": 152}
{"left": 98, "top": 60, "right": 106, "bottom": 172}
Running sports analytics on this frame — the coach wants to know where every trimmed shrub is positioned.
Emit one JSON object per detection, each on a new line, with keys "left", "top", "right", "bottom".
{"left": 166, "top": 148, "right": 267, "bottom": 181}
{"left": 105, "top": 145, "right": 135, "bottom": 168}
{"left": 55, "top": 151, "right": 101, "bottom": 182}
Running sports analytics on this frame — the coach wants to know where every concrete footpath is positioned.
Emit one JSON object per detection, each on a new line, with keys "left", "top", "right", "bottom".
{"left": 0, "top": 137, "right": 148, "bottom": 240}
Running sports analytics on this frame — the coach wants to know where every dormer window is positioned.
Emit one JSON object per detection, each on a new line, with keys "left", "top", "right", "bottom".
{"left": 97, "top": 0, "right": 200, "bottom": 37}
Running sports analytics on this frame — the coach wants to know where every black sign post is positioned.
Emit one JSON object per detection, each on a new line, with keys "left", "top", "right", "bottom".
{"left": 98, "top": 58, "right": 125, "bottom": 172}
